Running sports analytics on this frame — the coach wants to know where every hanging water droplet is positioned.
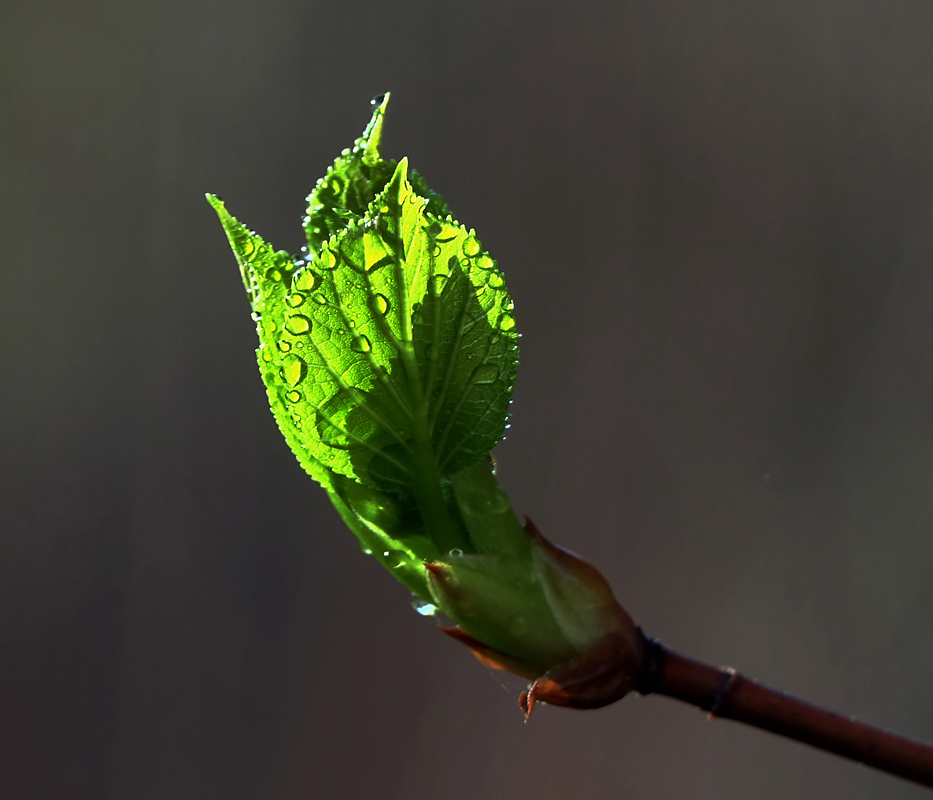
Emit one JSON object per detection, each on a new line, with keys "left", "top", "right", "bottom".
{"left": 371, "top": 93, "right": 386, "bottom": 106}
{"left": 374, "top": 293, "right": 390, "bottom": 314}
{"left": 472, "top": 364, "right": 499, "bottom": 384}
{"left": 285, "top": 314, "right": 312, "bottom": 335}
{"left": 411, "top": 596, "right": 438, "bottom": 617}
{"left": 288, "top": 292, "right": 305, "bottom": 308}
{"left": 286, "top": 390, "right": 302, "bottom": 403}
{"left": 351, "top": 334, "right": 371, "bottom": 353}
{"left": 448, "top": 548, "right": 463, "bottom": 558}
{"left": 280, "top": 354, "right": 307, "bottom": 387}
{"left": 462, "top": 234, "right": 481, "bottom": 257}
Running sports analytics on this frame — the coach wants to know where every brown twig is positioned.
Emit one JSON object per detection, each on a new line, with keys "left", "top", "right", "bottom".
{"left": 634, "top": 630, "right": 933, "bottom": 789}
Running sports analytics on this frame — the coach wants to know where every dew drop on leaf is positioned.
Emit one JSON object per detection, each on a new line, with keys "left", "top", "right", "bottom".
{"left": 487, "top": 272, "right": 504, "bottom": 289}
{"left": 476, "top": 254, "right": 495, "bottom": 271}
{"left": 462, "top": 234, "right": 480, "bottom": 257}
{"left": 265, "top": 267, "right": 283, "bottom": 282}
{"left": 374, "top": 293, "right": 390, "bottom": 314}
{"left": 498, "top": 314, "right": 516, "bottom": 332}
{"left": 280, "top": 354, "right": 307, "bottom": 387}
{"left": 286, "top": 390, "right": 302, "bottom": 403}
{"left": 318, "top": 248, "right": 338, "bottom": 270}
{"left": 472, "top": 364, "right": 499, "bottom": 384}
{"left": 288, "top": 292, "right": 305, "bottom": 308}
{"left": 313, "top": 293, "right": 328, "bottom": 305}
{"left": 351, "top": 334, "right": 372, "bottom": 353}
{"left": 285, "top": 314, "right": 312, "bottom": 335}
{"left": 449, "top": 548, "right": 463, "bottom": 558}
{"left": 276, "top": 340, "right": 292, "bottom": 353}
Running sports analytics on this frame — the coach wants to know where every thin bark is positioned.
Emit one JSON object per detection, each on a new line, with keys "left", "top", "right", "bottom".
{"left": 634, "top": 631, "right": 933, "bottom": 789}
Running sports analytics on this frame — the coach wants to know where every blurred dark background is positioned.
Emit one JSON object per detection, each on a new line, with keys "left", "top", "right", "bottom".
{"left": 4, "top": 0, "right": 933, "bottom": 797}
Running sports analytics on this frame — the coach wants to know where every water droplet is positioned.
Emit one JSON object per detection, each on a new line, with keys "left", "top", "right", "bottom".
{"left": 351, "top": 334, "right": 371, "bottom": 353}
{"left": 433, "top": 243, "right": 442, "bottom": 257}
{"left": 383, "top": 551, "right": 390, "bottom": 557}
{"left": 476, "top": 254, "right": 495, "bottom": 271}
{"left": 313, "top": 293, "right": 327, "bottom": 305}
{"left": 499, "top": 314, "right": 516, "bottom": 332}
{"left": 487, "top": 272, "right": 504, "bottom": 288}
{"left": 411, "top": 596, "right": 437, "bottom": 616}
{"left": 260, "top": 347, "right": 273, "bottom": 363}
{"left": 265, "top": 268, "right": 283, "bottom": 282}
{"left": 318, "top": 248, "right": 338, "bottom": 270}
{"left": 472, "top": 364, "right": 499, "bottom": 384}
{"left": 448, "top": 548, "right": 463, "bottom": 558}
{"left": 286, "top": 390, "right": 302, "bottom": 403}
{"left": 280, "top": 355, "right": 307, "bottom": 387}
{"left": 462, "top": 234, "right": 481, "bottom": 257}
{"left": 285, "top": 314, "right": 312, "bottom": 335}
{"left": 371, "top": 93, "right": 386, "bottom": 106}
{"left": 374, "top": 293, "right": 390, "bottom": 314}
{"left": 276, "top": 340, "right": 292, "bottom": 353}
{"left": 288, "top": 292, "right": 305, "bottom": 308}
{"left": 290, "top": 413, "right": 302, "bottom": 427}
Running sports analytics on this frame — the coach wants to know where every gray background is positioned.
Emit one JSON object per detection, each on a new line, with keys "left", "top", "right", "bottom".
{"left": 4, "top": 0, "right": 933, "bottom": 798}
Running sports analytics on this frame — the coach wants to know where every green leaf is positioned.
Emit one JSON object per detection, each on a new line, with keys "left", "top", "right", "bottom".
{"left": 208, "top": 96, "right": 518, "bottom": 565}
{"left": 282, "top": 159, "right": 518, "bottom": 491}
{"left": 304, "top": 93, "right": 450, "bottom": 256}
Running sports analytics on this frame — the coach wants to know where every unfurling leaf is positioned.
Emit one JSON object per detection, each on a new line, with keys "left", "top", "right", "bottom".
{"left": 209, "top": 95, "right": 640, "bottom": 714}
